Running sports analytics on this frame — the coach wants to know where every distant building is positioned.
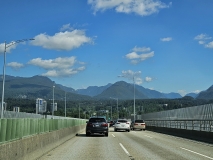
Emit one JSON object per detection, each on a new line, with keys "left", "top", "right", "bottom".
{"left": 36, "top": 98, "right": 47, "bottom": 114}
{"left": 13, "top": 107, "right": 20, "bottom": 112}
{"left": 51, "top": 103, "right": 57, "bottom": 112}
{"left": 17, "top": 94, "right": 27, "bottom": 99}
{"left": 0, "top": 102, "right": 7, "bottom": 111}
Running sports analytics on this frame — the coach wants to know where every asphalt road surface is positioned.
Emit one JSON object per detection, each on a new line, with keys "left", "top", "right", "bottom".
{"left": 38, "top": 127, "right": 213, "bottom": 160}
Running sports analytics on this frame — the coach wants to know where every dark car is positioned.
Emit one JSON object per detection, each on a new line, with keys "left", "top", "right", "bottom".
{"left": 109, "top": 120, "right": 115, "bottom": 127}
{"left": 86, "top": 117, "right": 109, "bottom": 137}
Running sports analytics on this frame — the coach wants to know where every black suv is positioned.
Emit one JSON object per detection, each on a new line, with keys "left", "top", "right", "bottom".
{"left": 86, "top": 117, "right": 109, "bottom": 137}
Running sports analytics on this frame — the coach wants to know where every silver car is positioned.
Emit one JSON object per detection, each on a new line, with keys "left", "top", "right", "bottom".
{"left": 114, "top": 119, "right": 130, "bottom": 132}
{"left": 130, "top": 120, "right": 146, "bottom": 131}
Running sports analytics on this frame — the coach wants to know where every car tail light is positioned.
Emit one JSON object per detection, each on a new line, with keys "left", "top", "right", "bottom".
{"left": 101, "top": 123, "right": 108, "bottom": 127}
{"left": 87, "top": 123, "right": 93, "bottom": 127}
{"left": 134, "top": 123, "right": 138, "bottom": 125}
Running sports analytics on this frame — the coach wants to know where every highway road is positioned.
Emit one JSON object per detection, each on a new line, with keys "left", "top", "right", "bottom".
{"left": 38, "top": 127, "right": 213, "bottom": 160}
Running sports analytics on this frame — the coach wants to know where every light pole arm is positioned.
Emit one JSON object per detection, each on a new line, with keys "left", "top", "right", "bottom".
{"left": 5, "top": 39, "right": 35, "bottom": 49}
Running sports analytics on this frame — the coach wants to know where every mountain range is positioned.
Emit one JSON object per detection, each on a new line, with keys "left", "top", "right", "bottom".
{"left": 0, "top": 75, "right": 212, "bottom": 100}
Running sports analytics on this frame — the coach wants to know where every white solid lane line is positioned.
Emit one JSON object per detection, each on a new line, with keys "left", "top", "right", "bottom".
{"left": 119, "top": 143, "right": 131, "bottom": 156}
{"left": 180, "top": 147, "right": 213, "bottom": 160}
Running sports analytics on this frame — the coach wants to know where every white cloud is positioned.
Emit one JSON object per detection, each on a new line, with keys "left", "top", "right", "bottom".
{"left": 132, "top": 46, "right": 151, "bottom": 52}
{"left": 194, "top": 34, "right": 213, "bottom": 49}
{"left": 41, "top": 69, "right": 79, "bottom": 77}
{"left": 28, "top": 56, "right": 86, "bottom": 77}
{"left": 126, "top": 50, "right": 154, "bottom": 64}
{"left": 28, "top": 57, "right": 76, "bottom": 69}
{"left": 145, "top": 76, "right": 152, "bottom": 82}
{"left": 194, "top": 34, "right": 211, "bottom": 40}
{"left": 192, "top": 90, "right": 200, "bottom": 94}
{"left": 77, "top": 66, "right": 86, "bottom": 71}
{"left": 60, "top": 23, "right": 74, "bottom": 31}
{"left": 198, "top": 41, "right": 205, "bottom": 45}
{"left": 0, "top": 42, "right": 18, "bottom": 54}
{"left": 119, "top": 70, "right": 142, "bottom": 85}
{"left": 178, "top": 89, "right": 201, "bottom": 96}
{"left": 31, "top": 30, "right": 93, "bottom": 51}
{"left": 7, "top": 62, "right": 24, "bottom": 70}
{"left": 0, "top": 43, "right": 4, "bottom": 53}
{"left": 88, "top": 0, "right": 171, "bottom": 16}
{"left": 178, "top": 90, "right": 187, "bottom": 97}
{"left": 205, "top": 41, "right": 213, "bottom": 48}
{"left": 160, "top": 37, "right": 172, "bottom": 42}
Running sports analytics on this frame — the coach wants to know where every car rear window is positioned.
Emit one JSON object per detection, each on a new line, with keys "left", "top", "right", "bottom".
{"left": 135, "top": 120, "right": 144, "bottom": 123}
{"left": 118, "top": 120, "right": 127, "bottom": 123}
{"left": 89, "top": 118, "right": 106, "bottom": 123}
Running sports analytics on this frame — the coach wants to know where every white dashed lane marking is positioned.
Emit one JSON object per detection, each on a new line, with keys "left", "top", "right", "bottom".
{"left": 180, "top": 147, "right": 213, "bottom": 160}
{"left": 144, "top": 135, "right": 153, "bottom": 138}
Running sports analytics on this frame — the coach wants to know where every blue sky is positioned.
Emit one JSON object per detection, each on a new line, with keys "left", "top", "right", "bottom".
{"left": 0, "top": 0, "right": 213, "bottom": 96}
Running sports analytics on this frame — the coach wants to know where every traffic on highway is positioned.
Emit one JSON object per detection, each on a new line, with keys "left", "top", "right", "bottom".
{"left": 38, "top": 121, "right": 213, "bottom": 160}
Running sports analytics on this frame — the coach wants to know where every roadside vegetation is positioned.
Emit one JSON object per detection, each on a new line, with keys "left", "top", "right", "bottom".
{"left": 4, "top": 97, "right": 212, "bottom": 120}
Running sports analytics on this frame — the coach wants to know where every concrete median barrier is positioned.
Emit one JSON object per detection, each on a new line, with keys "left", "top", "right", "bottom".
{"left": 147, "top": 126, "right": 213, "bottom": 144}
{"left": 0, "top": 124, "right": 85, "bottom": 160}
{"left": 0, "top": 118, "right": 86, "bottom": 160}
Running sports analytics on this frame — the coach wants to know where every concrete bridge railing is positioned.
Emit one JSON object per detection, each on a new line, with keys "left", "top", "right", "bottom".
{"left": 0, "top": 118, "right": 87, "bottom": 160}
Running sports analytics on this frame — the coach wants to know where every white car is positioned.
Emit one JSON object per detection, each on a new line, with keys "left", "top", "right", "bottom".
{"left": 114, "top": 119, "right": 130, "bottom": 132}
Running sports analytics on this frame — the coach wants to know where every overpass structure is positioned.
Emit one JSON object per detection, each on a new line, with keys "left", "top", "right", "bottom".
{"left": 0, "top": 104, "right": 213, "bottom": 160}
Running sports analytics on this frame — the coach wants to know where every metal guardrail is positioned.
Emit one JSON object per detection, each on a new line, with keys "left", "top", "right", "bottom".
{"left": 134, "top": 104, "right": 213, "bottom": 132}
{"left": 141, "top": 104, "right": 213, "bottom": 120}
{"left": 145, "top": 119, "right": 213, "bottom": 132}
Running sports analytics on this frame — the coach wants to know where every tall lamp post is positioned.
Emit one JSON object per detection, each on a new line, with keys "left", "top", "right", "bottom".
{"left": 1, "top": 39, "right": 34, "bottom": 119}
{"left": 133, "top": 76, "right": 135, "bottom": 122}
{"left": 79, "top": 103, "right": 81, "bottom": 118}
{"left": 111, "top": 106, "right": 112, "bottom": 120}
{"left": 64, "top": 91, "right": 66, "bottom": 117}
{"left": 52, "top": 85, "right": 55, "bottom": 118}
{"left": 110, "top": 97, "right": 118, "bottom": 119}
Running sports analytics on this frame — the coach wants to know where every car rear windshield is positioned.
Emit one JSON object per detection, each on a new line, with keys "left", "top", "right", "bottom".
{"left": 118, "top": 120, "right": 127, "bottom": 123}
{"left": 135, "top": 120, "right": 144, "bottom": 123}
{"left": 89, "top": 118, "right": 106, "bottom": 123}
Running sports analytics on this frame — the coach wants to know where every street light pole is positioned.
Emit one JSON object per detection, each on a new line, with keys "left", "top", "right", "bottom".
{"left": 65, "top": 92, "right": 66, "bottom": 117}
{"left": 111, "top": 106, "right": 112, "bottom": 120}
{"left": 116, "top": 98, "right": 118, "bottom": 119}
{"left": 52, "top": 85, "right": 55, "bottom": 118}
{"left": 1, "top": 42, "right": 6, "bottom": 119}
{"left": 1, "top": 38, "right": 34, "bottom": 119}
{"left": 110, "top": 97, "right": 119, "bottom": 119}
{"left": 133, "top": 76, "right": 135, "bottom": 122}
{"left": 79, "top": 103, "right": 80, "bottom": 118}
